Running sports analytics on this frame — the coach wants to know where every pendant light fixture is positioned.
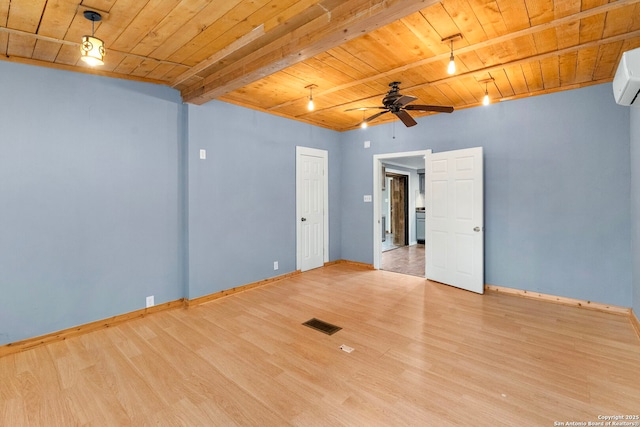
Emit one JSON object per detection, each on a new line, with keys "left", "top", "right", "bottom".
{"left": 442, "top": 34, "right": 462, "bottom": 75}
{"left": 447, "top": 40, "right": 456, "bottom": 74}
{"left": 361, "top": 110, "right": 368, "bottom": 129}
{"left": 479, "top": 77, "right": 495, "bottom": 106}
{"left": 305, "top": 84, "right": 317, "bottom": 111}
{"left": 81, "top": 11, "right": 105, "bottom": 66}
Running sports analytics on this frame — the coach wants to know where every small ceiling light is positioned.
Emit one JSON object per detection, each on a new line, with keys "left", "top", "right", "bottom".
{"left": 479, "top": 77, "right": 495, "bottom": 106}
{"left": 483, "top": 84, "right": 490, "bottom": 106}
{"left": 305, "top": 84, "right": 317, "bottom": 111}
{"left": 448, "top": 40, "right": 456, "bottom": 75}
{"left": 81, "top": 11, "right": 105, "bottom": 66}
{"left": 361, "top": 110, "right": 368, "bottom": 129}
{"left": 442, "top": 34, "right": 462, "bottom": 75}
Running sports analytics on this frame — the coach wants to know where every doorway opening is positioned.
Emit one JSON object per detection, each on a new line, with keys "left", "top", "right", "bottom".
{"left": 385, "top": 172, "right": 408, "bottom": 249}
{"left": 373, "top": 151, "right": 430, "bottom": 277}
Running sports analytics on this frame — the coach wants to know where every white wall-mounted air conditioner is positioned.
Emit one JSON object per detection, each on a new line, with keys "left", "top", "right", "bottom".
{"left": 613, "top": 47, "right": 640, "bottom": 106}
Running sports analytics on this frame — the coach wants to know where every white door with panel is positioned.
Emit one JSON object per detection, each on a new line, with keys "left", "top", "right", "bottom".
{"left": 426, "top": 147, "right": 484, "bottom": 294}
{"left": 297, "top": 151, "right": 325, "bottom": 271}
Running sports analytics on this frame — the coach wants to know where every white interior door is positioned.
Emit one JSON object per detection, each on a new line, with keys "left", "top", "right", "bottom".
{"left": 426, "top": 147, "right": 484, "bottom": 293}
{"left": 297, "top": 148, "right": 326, "bottom": 272}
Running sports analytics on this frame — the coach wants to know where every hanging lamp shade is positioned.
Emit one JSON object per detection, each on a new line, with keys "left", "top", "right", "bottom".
{"left": 81, "top": 35, "right": 105, "bottom": 66}
{"left": 80, "top": 11, "right": 105, "bottom": 66}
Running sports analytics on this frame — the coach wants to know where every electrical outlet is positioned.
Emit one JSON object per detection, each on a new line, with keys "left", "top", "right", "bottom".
{"left": 274, "top": 261, "right": 279, "bottom": 270}
{"left": 199, "top": 149, "right": 206, "bottom": 159}
{"left": 146, "top": 295, "right": 154, "bottom": 308}
{"left": 363, "top": 195, "right": 372, "bottom": 202}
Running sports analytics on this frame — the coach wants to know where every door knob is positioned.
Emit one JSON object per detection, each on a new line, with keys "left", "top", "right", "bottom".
{"left": 301, "top": 217, "right": 307, "bottom": 222}
{"left": 473, "top": 226, "right": 481, "bottom": 232}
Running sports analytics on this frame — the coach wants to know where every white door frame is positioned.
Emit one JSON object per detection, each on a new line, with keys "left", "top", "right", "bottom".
{"left": 373, "top": 150, "right": 430, "bottom": 269}
{"left": 296, "top": 146, "right": 329, "bottom": 270}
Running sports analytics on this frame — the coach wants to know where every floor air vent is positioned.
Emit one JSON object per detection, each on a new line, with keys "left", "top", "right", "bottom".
{"left": 302, "top": 318, "right": 342, "bottom": 335}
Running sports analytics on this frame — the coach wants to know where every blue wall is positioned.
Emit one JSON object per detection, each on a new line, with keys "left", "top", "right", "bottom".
{"left": 0, "top": 62, "right": 185, "bottom": 344}
{"left": 187, "top": 101, "right": 341, "bottom": 299}
{"left": 0, "top": 59, "right": 635, "bottom": 345}
{"left": 631, "top": 106, "right": 640, "bottom": 318}
{"left": 338, "top": 84, "right": 632, "bottom": 307}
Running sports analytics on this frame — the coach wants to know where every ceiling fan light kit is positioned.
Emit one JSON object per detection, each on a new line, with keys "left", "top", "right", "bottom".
{"left": 80, "top": 11, "right": 105, "bottom": 67}
{"left": 360, "top": 110, "right": 368, "bottom": 129}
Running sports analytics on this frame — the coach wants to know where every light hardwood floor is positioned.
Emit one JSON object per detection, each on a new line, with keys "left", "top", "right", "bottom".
{"left": 1, "top": 264, "right": 639, "bottom": 426}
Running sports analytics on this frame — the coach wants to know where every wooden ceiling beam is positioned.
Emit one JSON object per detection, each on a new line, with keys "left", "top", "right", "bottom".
{"left": 171, "top": 24, "right": 266, "bottom": 88}
{"left": 180, "top": 0, "right": 441, "bottom": 104}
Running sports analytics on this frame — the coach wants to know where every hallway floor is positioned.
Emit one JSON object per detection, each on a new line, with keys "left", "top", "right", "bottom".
{"left": 381, "top": 243, "right": 425, "bottom": 277}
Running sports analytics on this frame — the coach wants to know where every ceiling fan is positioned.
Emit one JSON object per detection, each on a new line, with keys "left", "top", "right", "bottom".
{"left": 346, "top": 82, "right": 454, "bottom": 127}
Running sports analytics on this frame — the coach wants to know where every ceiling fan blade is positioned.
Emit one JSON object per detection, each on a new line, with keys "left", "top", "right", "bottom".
{"left": 344, "top": 106, "right": 387, "bottom": 112}
{"left": 394, "top": 110, "right": 417, "bottom": 127}
{"left": 405, "top": 104, "right": 454, "bottom": 113}
{"left": 393, "top": 95, "right": 417, "bottom": 107}
{"left": 365, "top": 110, "right": 389, "bottom": 122}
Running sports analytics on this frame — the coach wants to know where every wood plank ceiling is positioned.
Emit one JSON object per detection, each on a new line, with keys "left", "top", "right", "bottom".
{"left": 1, "top": 0, "right": 639, "bottom": 131}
